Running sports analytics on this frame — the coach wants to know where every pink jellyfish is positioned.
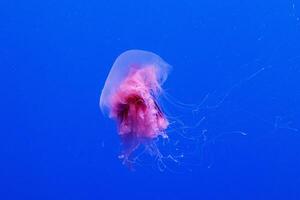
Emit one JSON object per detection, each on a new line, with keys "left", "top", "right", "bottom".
{"left": 100, "top": 49, "right": 171, "bottom": 167}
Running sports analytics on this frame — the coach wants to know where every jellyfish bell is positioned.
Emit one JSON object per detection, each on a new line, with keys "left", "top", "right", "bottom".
{"left": 100, "top": 49, "right": 172, "bottom": 167}
{"left": 100, "top": 50, "right": 171, "bottom": 114}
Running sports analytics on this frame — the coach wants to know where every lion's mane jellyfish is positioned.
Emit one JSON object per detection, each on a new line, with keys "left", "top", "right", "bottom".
{"left": 100, "top": 49, "right": 171, "bottom": 167}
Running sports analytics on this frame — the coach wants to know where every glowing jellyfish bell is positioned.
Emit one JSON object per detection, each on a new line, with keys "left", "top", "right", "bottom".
{"left": 100, "top": 49, "right": 172, "bottom": 166}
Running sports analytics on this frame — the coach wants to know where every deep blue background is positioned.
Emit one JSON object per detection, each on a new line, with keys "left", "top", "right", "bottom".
{"left": 1, "top": 0, "right": 300, "bottom": 199}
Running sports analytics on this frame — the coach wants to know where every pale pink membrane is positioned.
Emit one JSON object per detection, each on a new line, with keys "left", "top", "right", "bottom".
{"left": 100, "top": 50, "right": 171, "bottom": 166}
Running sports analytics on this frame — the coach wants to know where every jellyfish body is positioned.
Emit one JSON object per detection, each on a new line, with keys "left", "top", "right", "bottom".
{"left": 100, "top": 50, "right": 171, "bottom": 165}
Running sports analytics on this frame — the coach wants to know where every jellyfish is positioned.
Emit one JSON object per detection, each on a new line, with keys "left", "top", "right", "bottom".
{"left": 100, "top": 49, "right": 171, "bottom": 167}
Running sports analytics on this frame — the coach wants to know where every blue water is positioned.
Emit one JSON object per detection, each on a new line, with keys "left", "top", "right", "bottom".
{"left": 2, "top": 0, "right": 300, "bottom": 199}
